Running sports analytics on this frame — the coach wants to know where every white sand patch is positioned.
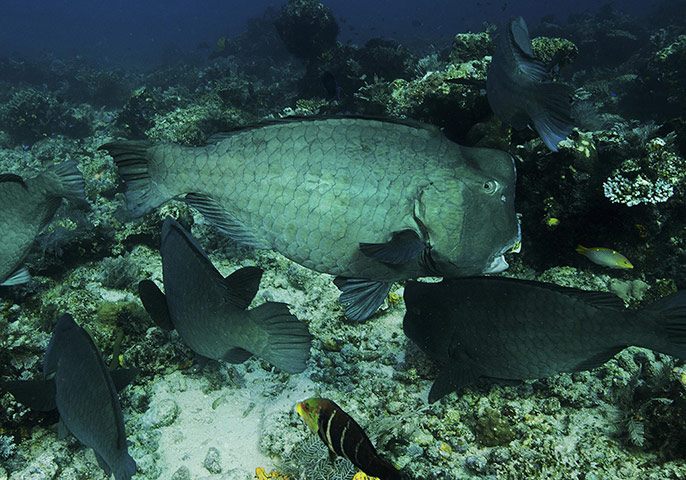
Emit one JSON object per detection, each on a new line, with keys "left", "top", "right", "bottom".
{"left": 151, "top": 368, "right": 317, "bottom": 479}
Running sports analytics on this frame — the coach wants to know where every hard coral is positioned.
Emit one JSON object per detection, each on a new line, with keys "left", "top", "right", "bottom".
{"left": 0, "top": 88, "right": 67, "bottom": 144}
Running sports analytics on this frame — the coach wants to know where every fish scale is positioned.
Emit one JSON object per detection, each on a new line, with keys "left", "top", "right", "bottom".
{"left": 103, "top": 117, "right": 520, "bottom": 320}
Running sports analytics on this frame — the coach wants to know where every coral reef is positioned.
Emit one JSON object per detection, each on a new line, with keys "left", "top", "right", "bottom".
{"left": 2, "top": 4, "right": 686, "bottom": 480}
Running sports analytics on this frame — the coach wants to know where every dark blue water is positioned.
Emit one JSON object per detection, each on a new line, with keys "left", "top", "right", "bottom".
{"left": 0, "top": 0, "right": 653, "bottom": 67}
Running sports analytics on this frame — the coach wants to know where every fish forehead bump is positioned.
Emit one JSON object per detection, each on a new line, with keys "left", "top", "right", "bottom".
{"left": 458, "top": 145, "right": 516, "bottom": 184}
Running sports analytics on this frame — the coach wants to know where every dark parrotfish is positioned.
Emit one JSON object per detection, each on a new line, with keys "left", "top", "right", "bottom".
{"left": 321, "top": 71, "right": 343, "bottom": 101}
{"left": 42, "top": 313, "right": 137, "bottom": 480}
{"left": 0, "top": 161, "right": 85, "bottom": 286}
{"left": 486, "top": 17, "right": 575, "bottom": 151}
{"left": 1, "top": 369, "right": 138, "bottom": 413}
{"left": 101, "top": 117, "right": 521, "bottom": 321}
{"left": 296, "top": 397, "right": 402, "bottom": 480}
{"left": 403, "top": 277, "right": 686, "bottom": 403}
{"left": 138, "top": 217, "right": 312, "bottom": 373}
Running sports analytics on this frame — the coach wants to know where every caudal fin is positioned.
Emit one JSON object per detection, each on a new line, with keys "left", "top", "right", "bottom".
{"left": 529, "top": 81, "right": 575, "bottom": 152}
{"left": 642, "top": 291, "right": 686, "bottom": 359}
{"left": 99, "top": 141, "right": 173, "bottom": 216}
{"left": 249, "top": 302, "right": 313, "bottom": 373}
{"left": 49, "top": 160, "right": 86, "bottom": 203}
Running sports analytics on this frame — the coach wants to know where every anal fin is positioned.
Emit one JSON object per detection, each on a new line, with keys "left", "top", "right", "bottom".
{"left": 184, "top": 193, "right": 269, "bottom": 249}
{"left": 334, "top": 277, "right": 392, "bottom": 322}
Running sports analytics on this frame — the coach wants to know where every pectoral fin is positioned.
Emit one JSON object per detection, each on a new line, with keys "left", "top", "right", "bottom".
{"left": 359, "top": 230, "right": 425, "bottom": 264}
{"left": 138, "top": 280, "right": 174, "bottom": 331}
{"left": 0, "top": 378, "right": 57, "bottom": 411}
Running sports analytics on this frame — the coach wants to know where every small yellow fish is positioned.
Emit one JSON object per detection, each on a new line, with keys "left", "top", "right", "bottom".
{"left": 576, "top": 245, "right": 633, "bottom": 269}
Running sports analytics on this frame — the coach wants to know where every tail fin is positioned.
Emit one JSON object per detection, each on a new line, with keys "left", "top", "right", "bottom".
{"left": 248, "top": 302, "right": 313, "bottom": 374}
{"left": 641, "top": 291, "right": 686, "bottom": 359}
{"left": 99, "top": 141, "right": 172, "bottom": 216}
{"left": 48, "top": 160, "right": 86, "bottom": 203}
{"left": 529, "top": 81, "right": 575, "bottom": 152}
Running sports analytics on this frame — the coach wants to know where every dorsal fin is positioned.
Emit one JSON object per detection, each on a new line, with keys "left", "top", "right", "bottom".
{"left": 453, "top": 277, "right": 625, "bottom": 310}
{"left": 205, "top": 115, "right": 443, "bottom": 144}
{"left": 220, "top": 266, "right": 263, "bottom": 310}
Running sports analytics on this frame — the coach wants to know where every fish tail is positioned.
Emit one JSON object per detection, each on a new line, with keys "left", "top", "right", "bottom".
{"left": 47, "top": 160, "right": 86, "bottom": 203}
{"left": 99, "top": 141, "right": 176, "bottom": 216}
{"left": 575, "top": 244, "right": 588, "bottom": 255}
{"left": 249, "top": 302, "right": 313, "bottom": 373}
{"left": 529, "top": 81, "right": 575, "bottom": 152}
{"left": 641, "top": 291, "right": 686, "bottom": 359}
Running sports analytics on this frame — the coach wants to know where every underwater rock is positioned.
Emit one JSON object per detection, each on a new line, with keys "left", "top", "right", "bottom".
{"left": 141, "top": 398, "right": 179, "bottom": 429}
{"left": 203, "top": 446, "right": 222, "bottom": 474}
{"left": 531, "top": 36, "right": 579, "bottom": 68}
{"left": 449, "top": 31, "right": 492, "bottom": 64}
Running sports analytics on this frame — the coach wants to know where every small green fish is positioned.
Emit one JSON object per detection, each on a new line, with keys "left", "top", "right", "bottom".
{"left": 576, "top": 244, "right": 633, "bottom": 269}
{"left": 296, "top": 398, "right": 402, "bottom": 480}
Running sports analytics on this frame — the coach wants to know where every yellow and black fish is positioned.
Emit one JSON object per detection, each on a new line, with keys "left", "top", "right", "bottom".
{"left": 296, "top": 398, "right": 402, "bottom": 480}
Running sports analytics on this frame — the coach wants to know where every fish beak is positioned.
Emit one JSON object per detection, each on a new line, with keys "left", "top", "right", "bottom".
{"left": 485, "top": 220, "right": 521, "bottom": 273}
{"left": 484, "top": 255, "right": 509, "bottom": 273}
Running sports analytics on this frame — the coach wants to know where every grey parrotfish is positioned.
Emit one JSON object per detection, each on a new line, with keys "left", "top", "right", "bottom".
{"left": 403, "top": 277, "right": 686, "bottom": 403}
{"left": 101, "top": 117, "right": 521, "bottom": 321}
{"left": 138, "top": 216, "right": 312, "bottom": 373}
{"left": 42, "top": 313, "right": 137, "bottom": 480}
{"left": 486, "top": 17, "right": 575, "bottom": 151}
{"left": 0, "top": 160, "right": 85, "bottom": 286}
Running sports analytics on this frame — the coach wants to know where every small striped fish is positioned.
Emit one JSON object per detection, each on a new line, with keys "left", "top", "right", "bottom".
{"left": 296, "top": 398, "right": 401, "bottom": 480}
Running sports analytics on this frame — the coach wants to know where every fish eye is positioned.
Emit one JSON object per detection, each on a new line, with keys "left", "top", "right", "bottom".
{"left": 483, "top": 180, "right": 498, "bottom": 194}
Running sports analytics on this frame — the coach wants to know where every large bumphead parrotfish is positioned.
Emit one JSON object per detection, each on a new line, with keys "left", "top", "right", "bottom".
{"left": 42, "top": 313, "right": 137, "bottom": 480}
{"left": 404, "top": 277, "right": 686, "bottom": 403}
{"left": 0, "top": 161, "right": 85, "bottom": 286}
{"left": 138, "top": 217, "right": 312, "bottom": 373}
{"left": 101, "top": 117, "right": 521, "bottom": 321}
{"left": 486, "top": 17, "right": 575, "bottom": 151}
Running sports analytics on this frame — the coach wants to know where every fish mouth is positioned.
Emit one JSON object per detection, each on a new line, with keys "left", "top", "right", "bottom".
{"left": 485, "top": 219, "right": 522, "bottom": 273}
{"left": 484, "top": 255, "right": 509, "bottom": 273}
